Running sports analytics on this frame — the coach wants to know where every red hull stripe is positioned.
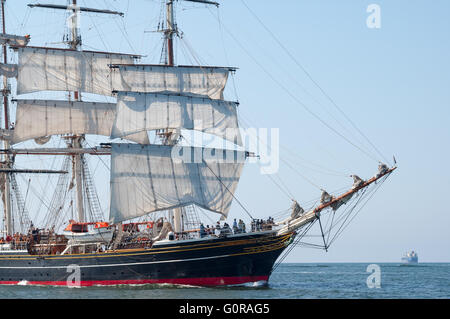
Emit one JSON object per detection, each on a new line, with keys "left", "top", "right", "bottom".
{"left": 0, "top": 276, "right": 269, "bottom": 287}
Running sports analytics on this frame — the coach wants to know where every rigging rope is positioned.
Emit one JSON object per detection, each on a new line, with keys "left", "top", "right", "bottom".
{"left": 271, "top": 220, "right": 317, "bottom": 273}
{"left": 239, "top": 0, "right": 390, "bottom": 166}
{"left": 203, "top": 160, "right": 254, "bottom": 220}
{"left": 220, "top": 17, "right": 380, "bottom": 163}
{"left": 263, "top": 171, "right": 294, "bottom": 201}
{"left": 289, "top": 173, "right": 390, "bottom": 252}
{"left": 243, "top": 108, "right": 337, "bottom": 196}
{"left": 238, "top": 114, "right": 324, "bottom": 191}
{"left": 326, "top": 175, "right": 389, "bottom": 247}
{"left": 81, "top": 0, "right": 111, "bottom": 53}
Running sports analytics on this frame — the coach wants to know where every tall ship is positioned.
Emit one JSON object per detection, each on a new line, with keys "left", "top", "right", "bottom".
{"left": 0, "top": 0, "right": 396, "bottom": 287}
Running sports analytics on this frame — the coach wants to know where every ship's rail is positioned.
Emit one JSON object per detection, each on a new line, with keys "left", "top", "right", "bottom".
{"left": 173, "top": 218, "right": 277, "bottom": 241}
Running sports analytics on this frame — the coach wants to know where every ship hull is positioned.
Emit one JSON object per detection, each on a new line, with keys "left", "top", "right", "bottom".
{"left": 401, "top": 257, "right": 418, "bottom": 265}
{"left": 0, "top": 232, "right": 293, "bottom": 287}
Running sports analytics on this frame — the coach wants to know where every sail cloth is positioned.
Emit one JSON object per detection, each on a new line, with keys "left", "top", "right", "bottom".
{"left": 111, "top": 92, "right": 242, "bottom": 145}
{"left": 16, "top": 46, "right": 138, "bottom": 96}
{"left": 0, "top": 33, "right": 30, "bottom": 47}
{"left": 112, "top": 64, "right": 231, "bottom": 100}
{"left": 12, "top": 100, "right": 149, "bottom": 145}
{"left": 109, "top": 143, "right": 245, "bottom": 223}
{"left": 0, "top": 63, "right": 18, "bottom": 78}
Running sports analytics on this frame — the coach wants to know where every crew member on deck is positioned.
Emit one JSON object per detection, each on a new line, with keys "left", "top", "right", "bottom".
{"left": 199, "top": 223, "right": 206, "bottom": 238}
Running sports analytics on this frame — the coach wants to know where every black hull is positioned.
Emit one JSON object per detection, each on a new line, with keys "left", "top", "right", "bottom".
{"left": 0, "top": 232, "right": 294, "bottom": 287}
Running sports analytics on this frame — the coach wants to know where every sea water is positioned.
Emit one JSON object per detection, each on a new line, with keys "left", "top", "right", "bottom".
{"left": 0, "top": 263, "right": 448, "bottom": 299}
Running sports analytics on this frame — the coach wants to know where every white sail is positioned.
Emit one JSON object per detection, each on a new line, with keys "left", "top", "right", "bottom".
{"left": 16, "top": 46, "right": 138, "bottom": 96}
{"left": 0, "top": 33, "right": 30, "bottom": 47}
{"left": 109, "top": 143, "right": 245, "bottom": 223}
{"left": 0, "top": 63, "right": 17, "bottom": 78}
{"left": 12, "top": 100, "right": 149, "bottom": 144}
{"left": 113, "top": 64, "right": 231, "bottom": 100}
{"left": 112, "top": 92, "right": 242, "bottom": 145}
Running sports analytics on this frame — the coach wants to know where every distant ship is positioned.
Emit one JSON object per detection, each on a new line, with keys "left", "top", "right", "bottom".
{"left": 402, "top": 251, "right": 418, "bottom": 264}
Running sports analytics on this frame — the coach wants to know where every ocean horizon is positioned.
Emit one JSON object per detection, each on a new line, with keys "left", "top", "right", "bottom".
{"left": 0, "top": 262, "right": 448, "bottom": 299}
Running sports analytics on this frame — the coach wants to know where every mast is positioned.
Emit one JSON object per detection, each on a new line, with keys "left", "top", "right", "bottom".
{"left": 164, "top": 0, "right": 179, "bottom": 229}
{"left": 25, "top": 0, "right": 125, "bottom": 224}
{"left": 1, "top": 0, "right": 12, "bottom": 235}
{"left": 163, "top": 0, "right": 219, "bottom": 66}
{"left": 68, "top": 0, "right": 85, "bottom": 222}
{"left": 70, "top": 136, "right": 85, "bottom": 223}
{"left": 165, "top": 0, "right": 175, "bottom": 66}
{"left": 161, "top": 0, "right": 219, "bottom": 231}
{"left": 69, "top": 0, "right": 80, "bottom": 51}
{"left": 69, "top": 0, "right": 81, "bottom": 97}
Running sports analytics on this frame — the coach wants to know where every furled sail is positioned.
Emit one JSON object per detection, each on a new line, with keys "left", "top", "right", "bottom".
{"left": 0, "top": 63, "right": 18, "bottom": 78}
{"left": 12, "top": 100, "right": 149, "bottom": 144}
{"left": 109, "top": 143, "right": 245, "bottom": 223}
{"left": 16, "top": 46, "right": 138, "bottom": 96}
{"left": 111, "top": 92, "right": 242, "bottom": 145}
{"left": 0, "top": 33, "right": 30, "bottom": 47}
{"left": 112, "top": 64, "right": 232, "bottom": 100}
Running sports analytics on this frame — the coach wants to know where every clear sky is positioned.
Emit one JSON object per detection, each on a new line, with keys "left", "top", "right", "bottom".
{"left": 3, "top": 0, "right": 450, "bottom": 262}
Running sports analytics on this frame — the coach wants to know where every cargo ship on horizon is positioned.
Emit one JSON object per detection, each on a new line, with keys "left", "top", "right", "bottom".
{"left": 402, "top": 251, "right": 418, "bottom": 265}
